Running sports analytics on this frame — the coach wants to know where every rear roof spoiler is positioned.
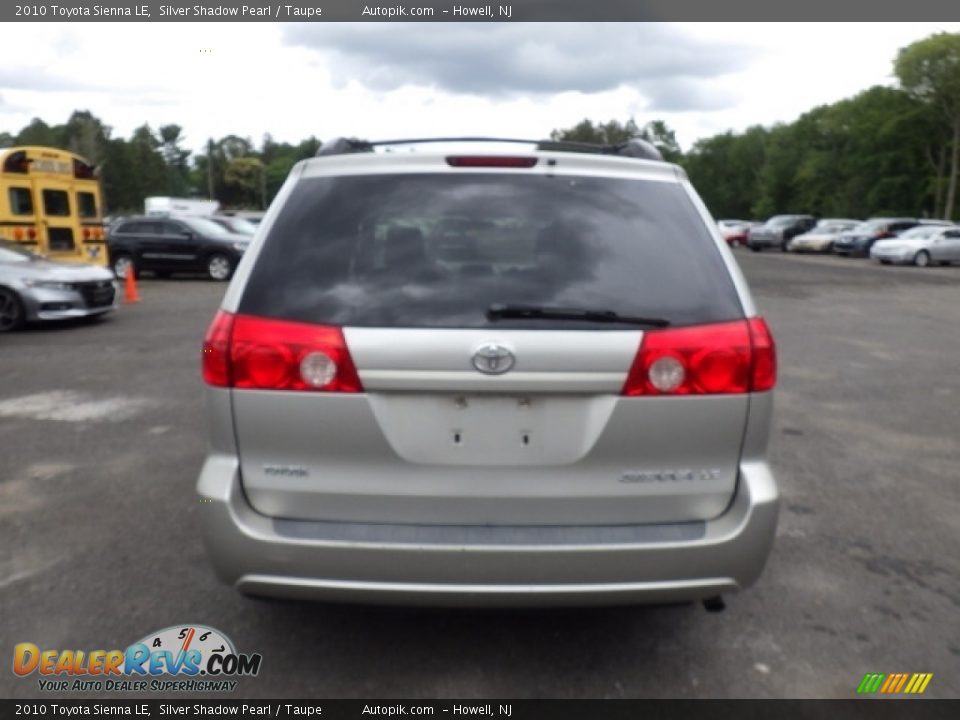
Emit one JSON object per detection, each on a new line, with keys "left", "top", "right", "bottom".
{"left": 315, "top": 136, "right": 664, "bottom": 162}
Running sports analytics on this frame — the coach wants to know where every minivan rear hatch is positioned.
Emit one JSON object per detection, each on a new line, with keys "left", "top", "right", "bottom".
{"left": 227, "top": 158, "right": 751, "bottom": 526}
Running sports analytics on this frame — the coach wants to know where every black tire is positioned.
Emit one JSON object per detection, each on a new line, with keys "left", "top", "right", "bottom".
{"left": 206, "top": 253, "right": 233, "bottom": 281}
{"left": 749, "top": 245, "right": 761, "bottom": 253}
{"left": 0, "top": 287, "right": 25, "bottom": 333}
{"left": 153, "top": 271, "right": 171, "bottom": 279}
{"left": 914, "top": 250, "right": 931, "bottom": 268}
{"left": 112, "top": 253, "right": 136, "bottom": 280}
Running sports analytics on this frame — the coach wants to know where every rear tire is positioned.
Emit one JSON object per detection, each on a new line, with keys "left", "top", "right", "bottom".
{"left": 206, "top": 253, "right": 233, "bottom": 281}
{"left": 0, "top": 287, "right": 25, "bottom": 333}
{"left": 749, "top": 245, "right": 761, "bottom": 253}
{"left": 112, "top": 254, "right": 136, "bottom": 280}
{"left": 914, "top": 251, "right": 931, "bottom": 268}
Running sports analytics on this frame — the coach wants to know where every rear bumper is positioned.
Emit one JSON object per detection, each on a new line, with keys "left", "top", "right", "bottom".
{"left": 196, "top": 456, "right": 779, "bottom": 607}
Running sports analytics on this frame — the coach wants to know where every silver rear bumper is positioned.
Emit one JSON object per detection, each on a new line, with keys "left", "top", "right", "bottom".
{"left": 197, "top": 456, "right": 779, "bottom": 607}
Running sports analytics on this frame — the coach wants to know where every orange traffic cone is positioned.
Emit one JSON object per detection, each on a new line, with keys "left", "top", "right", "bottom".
{"left": 123, "top": 269, "right": 141, "bottom": 304}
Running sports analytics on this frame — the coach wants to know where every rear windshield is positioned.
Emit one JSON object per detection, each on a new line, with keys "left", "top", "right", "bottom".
{"left": 239, "top": 173, "right": 744, "bottom": 329}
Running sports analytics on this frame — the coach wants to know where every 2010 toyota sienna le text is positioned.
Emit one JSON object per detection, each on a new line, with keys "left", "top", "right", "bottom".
{"left": 197, "top": 137, "right": 780, "bottom": 608}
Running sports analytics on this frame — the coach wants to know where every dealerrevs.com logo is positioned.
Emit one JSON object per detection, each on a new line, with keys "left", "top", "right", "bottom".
{"left": 13, "top": 625, "right": 262, "bottom": 692}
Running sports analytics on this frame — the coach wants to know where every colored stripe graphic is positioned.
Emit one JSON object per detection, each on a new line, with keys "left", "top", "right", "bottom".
{"left": 905, "top": 673, "right": 933, "bottom": 694}
{"left": 858, "top": 672, "right": 932, "bottom": 694}
{"left": 857, "top": 673, "right": 885, "bottom": 694}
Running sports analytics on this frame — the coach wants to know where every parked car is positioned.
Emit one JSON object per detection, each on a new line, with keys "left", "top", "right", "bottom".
{"left": 107, "top": 215, "right": 250, "bottom": 281}
{"left": 0, "top": 240, "right": 117, "bottom": 332}
{"left": 232, "top": 210, "right": 265, "bottom": 225}
{"left": 786, "top": 219, "right": 860, "bottom": 253}
{"left": 209, "top": 215, "right": 258, "bottom": 236}
{"left": 871, "top": 224, "right": 960, "bottom": 266}
{"left": 832, "top": 218, "right": 919, "bottom": 257}
{"left": 717, "top": 219, "right": 754, "bottom": 247}
{"left": 747, "top": 215, "right": 817, "bottom": 251}
{"left": 197, "top": 136, "right": 780, "bottom": 608}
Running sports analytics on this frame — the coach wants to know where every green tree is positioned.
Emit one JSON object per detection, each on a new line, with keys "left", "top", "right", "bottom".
{"left": 682, "top": 126, "right": 768, "bottom": 219}
{"left": 62, "top": 110, "right": 110, "bottom": 165}
{"left": 15, "top": 118, "right": 61, "bottom": 147}
{"left": 895, "top": 32, "right": 960, "bottom": 219}
{"left": 158, "top": 124, "right": 192, "bottom": 196}
{"left": 224, "top": 157, "right": 265, "bottom": 209}
{"left": 550, "top": 117, "right": 682, "bottom": 160}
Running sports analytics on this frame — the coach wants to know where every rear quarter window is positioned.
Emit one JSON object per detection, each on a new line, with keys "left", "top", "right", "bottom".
{"left": 239, "top": 173, "right": 744, "bottom": 329}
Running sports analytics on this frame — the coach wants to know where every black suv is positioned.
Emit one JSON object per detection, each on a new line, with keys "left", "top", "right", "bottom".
{"left": 107, "top": 215, "right": 250, "bottom": 281}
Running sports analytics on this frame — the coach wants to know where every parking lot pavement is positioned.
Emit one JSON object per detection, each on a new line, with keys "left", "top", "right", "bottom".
{"left": 1, "top": 255, "right": 958, "bottom": 699}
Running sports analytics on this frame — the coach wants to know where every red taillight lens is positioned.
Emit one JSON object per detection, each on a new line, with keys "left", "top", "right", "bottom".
{"left": 621, "top": 318, "right": 776, "bottom": 396}
{"left": 204, "top": 313, "right": 362, "bottom": 392}
{"left": 446, "top": 156, "right": 538, "bottom": 168}
{"left": 748, "top": 317, "right": 777, "bottom": 392}
{"left": 202, "top": 310, "right": 235, "bottom": 387}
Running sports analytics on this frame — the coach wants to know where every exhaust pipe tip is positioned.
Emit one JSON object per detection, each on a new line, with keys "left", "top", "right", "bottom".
{"left": 702, "top": 595, "right": 726, "bottom": 613}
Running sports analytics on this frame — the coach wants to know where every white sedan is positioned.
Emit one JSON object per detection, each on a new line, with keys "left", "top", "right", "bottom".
{"left": 871, "top": 225, "right": 960, "bottom": 267}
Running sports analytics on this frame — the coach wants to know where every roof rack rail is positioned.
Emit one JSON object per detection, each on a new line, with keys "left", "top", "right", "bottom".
{"left": 315, "top": 136, "right": 664, "bottom": 162}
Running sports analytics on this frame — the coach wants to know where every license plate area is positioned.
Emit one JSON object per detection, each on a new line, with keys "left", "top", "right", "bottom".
{"left": 366, "top": 393, "right": 616, "bottom": 467}
{"left": 445, "top": 395, "right": 541, "bottom": 453}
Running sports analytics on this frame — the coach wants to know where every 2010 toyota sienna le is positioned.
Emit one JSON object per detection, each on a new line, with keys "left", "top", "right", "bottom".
{"left": 197, "top": 137, "right": 780, "bottom": 608}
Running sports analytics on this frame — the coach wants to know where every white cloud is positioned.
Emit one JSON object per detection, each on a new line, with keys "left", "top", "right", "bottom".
{"left": 1, "top": 22, "right": 959, "bottom": 154}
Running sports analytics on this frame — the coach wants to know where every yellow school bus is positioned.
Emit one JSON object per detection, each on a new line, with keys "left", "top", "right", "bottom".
{"left": 0, "top": 146, "right": 108, "bottom": 266}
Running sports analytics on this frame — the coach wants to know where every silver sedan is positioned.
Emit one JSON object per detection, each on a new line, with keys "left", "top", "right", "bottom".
{"left": 0, "top": 241, "right": 118, "bottom": 332}
{"left": 871, "top": 225, "right": 960, "bottom": 267}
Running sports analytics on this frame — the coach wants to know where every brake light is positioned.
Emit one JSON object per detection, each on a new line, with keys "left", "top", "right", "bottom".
{"left": 446, "top": 156, "right": 538, "bottom": 168}
{"left": 748, "top": 317, "right": 777, "bottom": 392}
{"left": 202, "top": 312, "right": 363, "bottom": 393}
{"left": 202, "top": 310, "right": 234, "bottom": 387}
{"left": 621, "top": 318, "right": 776, "bottom": 396}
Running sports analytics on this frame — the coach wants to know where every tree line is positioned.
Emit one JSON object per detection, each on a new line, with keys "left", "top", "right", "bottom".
{"left": 2, "top": 32, "right": 957, "bottom": 222}
{"left": 0, "top": 114, "right": 320, "bottom": 215}
{"left": 553, "top": 33, "right": 960, "bottom": 222}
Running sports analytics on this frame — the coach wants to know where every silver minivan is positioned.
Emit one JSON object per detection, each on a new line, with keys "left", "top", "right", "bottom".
{"left": 197, "top": 137, "right": 779, "bottom": 607}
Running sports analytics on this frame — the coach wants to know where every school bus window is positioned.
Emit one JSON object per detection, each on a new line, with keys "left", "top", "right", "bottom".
{"left": 9, "top": 187, "right": 33, "bottom": 215}
{"left": 77, "top": 191, "right": 97, "bottom": 218}
{"left": 42, "top": 189, "right": 70, "bottom": 216}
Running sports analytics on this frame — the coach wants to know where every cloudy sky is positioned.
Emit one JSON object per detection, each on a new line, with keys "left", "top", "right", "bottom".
{"left": 2, "top": 22, "right": 960, "bottom": 153}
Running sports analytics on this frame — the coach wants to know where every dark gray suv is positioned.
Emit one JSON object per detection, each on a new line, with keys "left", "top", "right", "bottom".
{"left": 197, "top": 137, "right": 780, "bottom": 607}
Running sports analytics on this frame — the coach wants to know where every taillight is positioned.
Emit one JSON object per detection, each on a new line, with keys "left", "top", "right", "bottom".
{"left": 747, "top": 317, "right": 777, "bottom": 392}
{"left": 621, "top": 318, "right": 776, "bottom": 396}
{"left": 202, "top": 310, "right": 234, "bottom": 387}
{"left": 202, "top": 312, "right": 363, "bottom": 393}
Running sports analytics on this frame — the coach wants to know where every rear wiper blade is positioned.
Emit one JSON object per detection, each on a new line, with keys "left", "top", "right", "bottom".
{"left": 486, "top": 304, "right": 670, "bottom": 328}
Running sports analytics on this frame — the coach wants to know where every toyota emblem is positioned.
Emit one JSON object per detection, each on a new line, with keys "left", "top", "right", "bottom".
{"left": 471, "top": 343, "right": 515, "bottom": 375}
